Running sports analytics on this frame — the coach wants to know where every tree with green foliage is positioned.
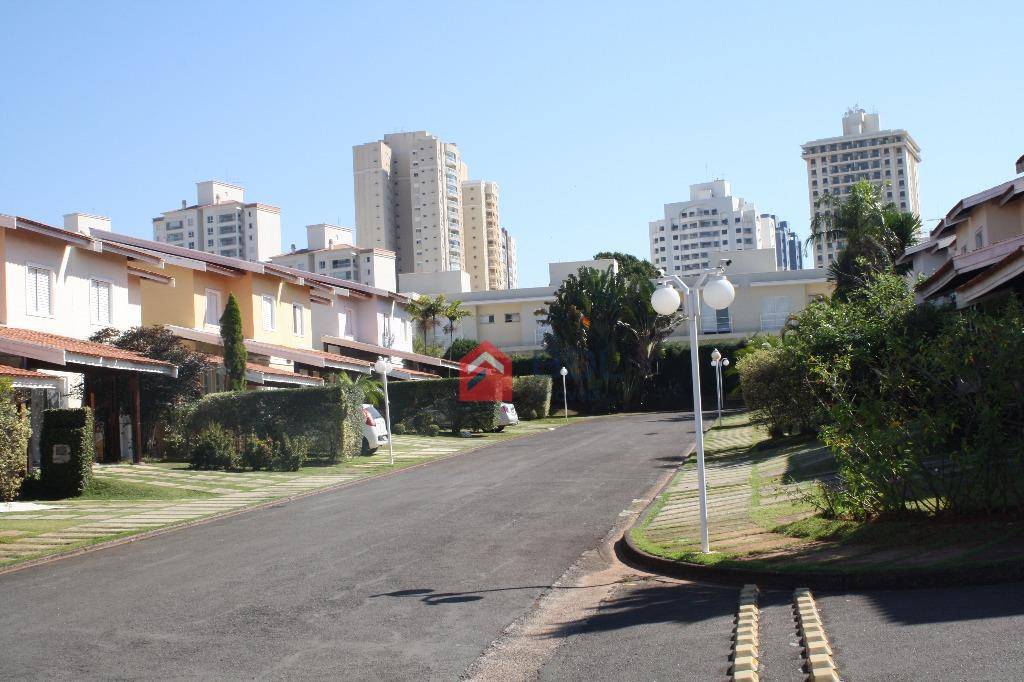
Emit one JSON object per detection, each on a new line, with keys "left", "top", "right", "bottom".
{"left": 593, "top": 251, "right": 659, "bottom": 281}
{"left": 90, "top": 325, "right": 210, "bottom": 452}
{"left": 808, "top": 180, "right": 920, "bottom": 299}
{"left": 0, "top": 378, "right": 31, "bottom": 502}
{"left": 219, "top": 293, "right": 247, "bottom": 390}
{"left": 446, "top": 337, "right": 479, "bottom": 363}
{"left": 442, "top": 300, "right": 473, "bottom": 360}
{"left": 334, "top": 371, "right": 384, "bottom": 408}
{"left": 405, "top": 294, "right": 448, "bottom": 349}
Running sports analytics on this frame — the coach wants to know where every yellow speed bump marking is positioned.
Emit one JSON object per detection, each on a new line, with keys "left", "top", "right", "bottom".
{"left": 793, "top": 588, "right": 840, "bottom": 682}
{"left": 731, "top": 584, "right": 760, "bottom": 681}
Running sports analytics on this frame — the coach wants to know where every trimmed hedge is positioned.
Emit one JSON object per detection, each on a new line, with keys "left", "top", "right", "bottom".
{"left": 40, "top": 408, "right": 95, "bottom": 498}
{"left": 389, "top": 378, "right": 500, "bottom": 433}
{"left": 188, "top": 384, "right": 364, "bottom": 463}
{"left": 512, "top": 375, "right": 552, "bottom": 420}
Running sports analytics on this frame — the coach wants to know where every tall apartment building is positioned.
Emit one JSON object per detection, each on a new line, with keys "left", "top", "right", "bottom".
{"left": 802, "top": 108, "right": 921, "bottom": 268}
{"left": 773, "top": 220, "right": 803, "bottom": 270}
{"left": 353, "top": 131, "right": 518, "bottom": 291}
{"left": 502, "top": 228, "right": 519, "bottom": 289}
{"left": 152, "top": 180, "right": 281, "bottom": 262}
{"left": 268, "top": 223, "right": 398, "bottom": 291}
{"left": 649, "top": 180, "right": 777, "bottom": 275}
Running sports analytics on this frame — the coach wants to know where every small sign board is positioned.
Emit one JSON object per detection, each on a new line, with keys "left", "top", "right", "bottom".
{"left": 52, "top": 444, "right": 71, "bottom": 464}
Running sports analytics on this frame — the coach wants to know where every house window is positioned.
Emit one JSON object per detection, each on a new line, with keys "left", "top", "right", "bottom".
{"left": 205, "top": 289, "right": 221, "bottom": 327}
{"left": 479, "top": 314, "right": 495, "bottom": 324}
{"left": 292, "top": 304, "right": 304, "bottom": 336}
{"left": 89, "top": 279, "right": 112, "bottom": 325}
{"left": 261, "top": 295, "right": 276, "bottom": 331}
{"left": 25, "top": 265, "right": 53, "bottom": 317}
{"left": 974, "top": 227, "right": 985, "bottom": 249}
{"left": 504, "top": 313, "right": 521, "bottom": 323}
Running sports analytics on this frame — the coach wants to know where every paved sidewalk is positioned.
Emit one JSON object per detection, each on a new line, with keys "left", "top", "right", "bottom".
{"left": 0, "top": 419, "right": 566, "bottom": 568}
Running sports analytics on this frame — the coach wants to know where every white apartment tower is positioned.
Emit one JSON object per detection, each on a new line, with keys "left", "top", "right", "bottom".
{"left": 353, "top": 131, "right": 518, "bottom": 291}
{"left": 353, "top": 131, "right": 468, "bottom": 276}
{"left": 152, "top": 181, "right": 281, "bottom": 262}
{"left": 502, "top": 228, "right": 519, "bottom": 289}
{"left": 801, "top": 108, "right": 922, "bottom": 268}
{"left": 268, "top": 223, "right": 398, "bottom": 292}
{"left": 649, "top": 180, "right": 776, "bottom": 275}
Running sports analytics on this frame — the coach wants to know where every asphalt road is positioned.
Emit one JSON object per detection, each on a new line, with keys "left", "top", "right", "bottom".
{"left": 0, "top": 412, "right": 698, "bottom": 680}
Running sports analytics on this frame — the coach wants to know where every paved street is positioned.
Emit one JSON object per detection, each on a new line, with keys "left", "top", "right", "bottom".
{"left": 0, "top": 412, "right": 695, "bottom": 679}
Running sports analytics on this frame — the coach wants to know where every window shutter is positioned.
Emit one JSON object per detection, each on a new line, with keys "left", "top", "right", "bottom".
{"left": 206, "top": 291, "right": 220, "bottom": 326}
{"left": 27, "top": 267, "right": 51, "bottom": 316}
{"left": 26, "top": 268, "right": 38, "bottom": 314}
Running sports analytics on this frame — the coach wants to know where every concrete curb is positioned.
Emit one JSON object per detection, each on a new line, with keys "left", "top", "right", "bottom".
{"left": 1, "top": 418, "right": 588, "bottom": 578}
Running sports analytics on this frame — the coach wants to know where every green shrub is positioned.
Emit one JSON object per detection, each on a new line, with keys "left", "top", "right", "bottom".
{"left": 445, "top": 338, "right": 479, "bottom": 362}
{"left": 389, "top": 378, "right": 500, "bottom": 434}
{"left": 189, "top": 424, "right": 239, "bottom": 470}
{"left": 270, "top": 433, "right": 309, "bottom": 471}
{"left": 241, "top": 433, "right": 274, "bottom": 470}
{"left": 39, "top": 407, "right": 95, "bottom": 498}
{"left": 189, "top": 384, "right": 363, "bottom": 463}
{"left": 0, "top": 379, "right": 31, "bottom": 502}
{"left": 512, "top": 375, "right": 552, "bottom": 420}
{"left": 391, "top": 422, "right": 407, "bottom": 435}
{"left": 735, "top": 340, "right": 817, "bottom": 437}
{"left": 422, "top": 423, "right": 440, "bottom": 437}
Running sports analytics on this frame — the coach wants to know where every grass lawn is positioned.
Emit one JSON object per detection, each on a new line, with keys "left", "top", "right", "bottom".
{"left": 633, "top": 411, "right": 1024, "bottom": 575}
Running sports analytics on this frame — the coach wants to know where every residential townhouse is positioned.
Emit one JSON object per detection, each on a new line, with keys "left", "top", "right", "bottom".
{"left": 0, "top": 213, "right": 178, "bottom": 465}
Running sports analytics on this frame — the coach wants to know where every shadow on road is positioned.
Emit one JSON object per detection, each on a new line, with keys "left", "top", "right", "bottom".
{"left": 830, "top": 582, "right": 1024, "bottom": 625}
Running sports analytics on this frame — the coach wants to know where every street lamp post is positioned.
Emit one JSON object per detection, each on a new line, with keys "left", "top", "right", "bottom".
{"left": 650, "top": 266, "right": 735, "bottom": 553}
{"left": 374, "top": 357, "right": 395, "bottom": 466}
{"left": 559, "top": 367, "right": 568, "bottom": 421}
{"left": 710, "top": 349, "right": 730, "bottom": 424}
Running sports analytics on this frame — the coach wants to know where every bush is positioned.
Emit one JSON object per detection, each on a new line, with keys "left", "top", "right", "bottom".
{"left": 391, "top": 422, "right": 407, "bottom": 435}
{"left": 189, "top": 384, "right": 364, "bottom": 463}
{"left": 512, "top": 375, "right": 552, "bottom": 420}
{"left": 241, "top": 433, "right": 274, "bottom": 471}
{"left": 445, "top": 338, "right": 479, "bottom": 362}
{"left": 190, "top": 424, "right": 239, "bottom": 470}
{"left": 39, "top": 408, "right": 95, "bottom": 498}
{"left": 270, "top": 434, "right": 309, "bottom": 472}
{"left": 735, "top": 340, "right": 817, "bottom": 437}
{"left": 0, "top": 379, "right": 31, "bottom": 502}
{"left": 389, "top": 378, "right": 500, "bottom": 433}
{"left": 422, "top": 423, "right": 440, "bottom": 437}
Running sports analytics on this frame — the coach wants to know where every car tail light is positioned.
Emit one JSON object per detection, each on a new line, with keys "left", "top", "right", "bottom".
{"left": 502, "top": 405, "right": 509, "bottom": 413}
{"left": 363, "top": 408, "right": 374, "bottom": 426}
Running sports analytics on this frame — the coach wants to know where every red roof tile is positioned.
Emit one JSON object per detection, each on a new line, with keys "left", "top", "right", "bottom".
{"left": 0, "top": 327, "right": 174, "bottom": 369}
{"left": 0, "top": 364, "right": 50, "bottom": 378}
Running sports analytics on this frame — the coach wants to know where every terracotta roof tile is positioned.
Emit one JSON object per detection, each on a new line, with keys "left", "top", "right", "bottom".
{"left": 0, "top": 364, "right": 50, "bottom": 378}
{"left": 0, "top": 327, "right": 174, "bottom": 369}
{"left": 202, "top": 354, "right": 324, "bottom": 381}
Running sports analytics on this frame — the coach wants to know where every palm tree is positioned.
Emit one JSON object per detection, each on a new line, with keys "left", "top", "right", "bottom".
{"left": 405, "top": 295, "right": 444, "bottom": 349}
{"left": 334, "top": 371, "right": 384, "bottom": 407}
{"left": 808, "top": 180, "right": 920, "bottom": 299}
{"left": 442, "top": 300, "right": 473, "bottom": 360}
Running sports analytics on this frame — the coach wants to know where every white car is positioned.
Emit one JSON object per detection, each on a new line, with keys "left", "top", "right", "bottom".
{"left": 361, "top": 403, "right": 389, "bottom": 454}
{"left": 493, "top": 402, "right": 519, "bottom": 432}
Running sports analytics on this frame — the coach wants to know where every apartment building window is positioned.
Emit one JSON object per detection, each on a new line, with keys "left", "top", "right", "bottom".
{"left": 207, "top": 216, "right": 213, "bottom": 223}
{"left": 205, "top": 289, "right": 221, "bottom": 327}
{"left": 261, "top": 295, "right": 276, "bottom": 331}
{"left": 89, "top": 279, "right": 112, "bottom": 326}
{"left": 26, "top": 265, "right": 54, "bottom": 317}
{"left": 292, "top": 304, "right": 304, "bottom": 336}
{"left": 505, "top": 313, "right": 521, "bottom": 323}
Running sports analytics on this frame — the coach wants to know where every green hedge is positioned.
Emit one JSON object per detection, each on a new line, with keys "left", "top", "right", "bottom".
{"left": 40, "top": 408, "right": 95, "bottom": 498}
{"left": 512, "top": 375, "right": 552, "bottom": 420}
{"left": 188, "top": 384, "right": 363, "bottom": 463}
{"left": 388, "top": 378, "right": 500, "bottom": 433}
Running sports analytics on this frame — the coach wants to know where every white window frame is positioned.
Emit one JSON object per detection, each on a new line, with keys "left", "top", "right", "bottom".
{"left": 204, "top": 289, "right": 222, "bottom": 328}
{"left": 88, "top": 277, "right": 114, "bottom": 326}
{"left": 292, "top": 303, "right": 304, "bottom": 337}
{"left": 479, "top": 314, "right": 495, "bottom": 325}
{"left": 25, "top": 263, "right": 55, "bottom": 318}
{"left": 504, "top": 313, "right": 521, "bottom": 323}
{"left": 261, "top": 295, "right": 276, "bottom": 332}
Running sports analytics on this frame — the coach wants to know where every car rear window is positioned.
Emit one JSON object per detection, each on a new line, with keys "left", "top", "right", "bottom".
{"left": 364, "top": 405, "right": 383, "bottom": 419}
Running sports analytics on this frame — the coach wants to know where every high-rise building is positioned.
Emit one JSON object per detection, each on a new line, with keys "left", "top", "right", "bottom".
{"left": 268, "top": 223, "right": 397, "bottom": 292}
{"left": 773, "top": 219, "right": 803, "bottom": 270}
{"left": 502, "top": 228, "right": 518, "bottom": 289}
{"left": 353, "top": 131, "right": 517, "bottom": 291}
{"left": 649, "top": 180, "right": 777, "bottom": 275}
{"left": 802, "top": 108, "right": 921, "bottom": 268}
{"left": 152, "top": 180, "right": 281, "bottom": 262}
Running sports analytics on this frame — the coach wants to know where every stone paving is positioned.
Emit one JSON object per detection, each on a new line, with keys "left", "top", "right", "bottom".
{"left": 0, "top": 420, "right": 565, "bottom": 567}
{"left": 641, "top": 413, "right": 830, "bottom": 556}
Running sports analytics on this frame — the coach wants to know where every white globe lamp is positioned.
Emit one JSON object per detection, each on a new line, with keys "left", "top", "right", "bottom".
{"left": 710, "top": 348, "right": 722, "bottom": 363}
{"left": 374, "top": 358, "right": 391, "bottom": 375}
{"left": 650, "top": 285, "right": 682, "bottom": 316}
{"left": 559, "top": 367, "right": 568, "bottom": 377}
{"left": 702, "top": 275, "right": 735, "bottom": 310}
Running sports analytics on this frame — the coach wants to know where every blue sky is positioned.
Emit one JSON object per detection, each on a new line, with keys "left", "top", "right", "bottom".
{"left": 1, "top": 0, "right": 1021, "bottom": 286}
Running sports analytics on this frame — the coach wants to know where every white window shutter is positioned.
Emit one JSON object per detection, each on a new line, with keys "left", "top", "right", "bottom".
{"left": 26, "top": 268, "right": 38, "bottom": 314}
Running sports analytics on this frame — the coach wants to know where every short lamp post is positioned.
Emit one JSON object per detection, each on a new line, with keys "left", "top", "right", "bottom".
{"left": 374, "top": 357, "right": 395, "bottom": 466}
{"left": 710, "top": 349, "right": 730, "bottom": 424}
{"left": 559, "top": 367, "right": 569, "bottom": 421}
{"left": 650, "top": 267, "right": 735, "bottom": 553}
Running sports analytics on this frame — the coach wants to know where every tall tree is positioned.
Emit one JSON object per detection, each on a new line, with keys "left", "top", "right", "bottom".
{"left": 219, "top": 293, "right": 247, "bottom": 390}
{"left": 442, "top": 300, "right": 473, "bottom": 360}
{"left": 593, "top": 251, "right": 659, "bottom": 281}
{"left": 808, "top": 180, "right": 920, "bottom": 300}
{"left": 405, "top": 294, "right": 446, "bottom": 349}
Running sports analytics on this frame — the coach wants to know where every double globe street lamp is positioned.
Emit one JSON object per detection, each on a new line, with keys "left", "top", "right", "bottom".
{"left": 710, "top": 349, "right": 730, "bottom": 424}
{"left": 650, "top": 266, "right": 735, "bottom": 553}
{"left": 374, "top": 357, "right": 396, "bottom": 466}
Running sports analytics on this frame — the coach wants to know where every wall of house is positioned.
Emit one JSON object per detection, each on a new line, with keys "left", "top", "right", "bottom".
{"left": 248, "top": 275, "right": 312, "bottom": 349}
{"left": 2, "top": 229, "right": 139, "bottom": 338}
{"left": 464, "top": 300, "right": 544, "bottom": 351}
